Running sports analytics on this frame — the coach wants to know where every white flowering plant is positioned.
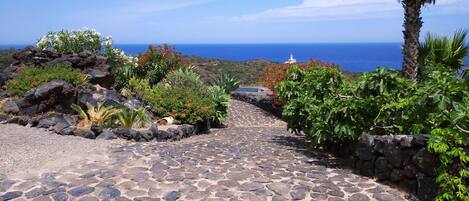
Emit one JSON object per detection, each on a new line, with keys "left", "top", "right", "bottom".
{"left": 36, "top": 29, "right": 104, "bottom": 54}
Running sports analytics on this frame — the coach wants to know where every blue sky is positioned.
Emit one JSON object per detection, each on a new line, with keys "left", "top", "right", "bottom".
{"left": 0, "top": 0, "right": 468, "bottom": 44}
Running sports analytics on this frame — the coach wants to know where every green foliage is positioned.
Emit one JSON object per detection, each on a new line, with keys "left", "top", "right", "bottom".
{"left": 114, "top": 64, "right": 137, "bottom": 90}
{"left": 36, "top": 29, "right": 104, "bottom": 54}
{"left": 126, "top": 78, "right": 215, "bottom": 125}
{"left": 209, "top": 85, "right": 230, "bottom": 126}
{"left": 71, "top": 103, "right": 120, "bottom": 128}
{"left": 160, "top": 69, "right": 205, "bottom": 89}
{"left": 125, "top": 77, "right": 153, "bottom": 98}
{"left": 146, "top": 87, "right": 215, "bottom": 125}
{"left": 419, "top": 30, "right": 469, "bottom": 79}
{"left": 117, "top": 108, "right": 152, "bottom": 129}
{"left": 5, "top": 65, "right": 87, "bottom": 96}
{"left": 213, "top": 73, "right": 240, "bottom": 93}
{"left": 276, "top": 64, "right": 469, "bottom": 199}
{"left": 427, "top": 96, "right": 469, "bottom": 201}
{"left": 134, "top": 45, "right": 189, "bottom": 86}
{"left": 276, "top": 65, "right": 360, "bottom": 146}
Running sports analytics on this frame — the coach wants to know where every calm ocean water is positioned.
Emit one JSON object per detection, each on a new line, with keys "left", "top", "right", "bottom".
{"left": 2, "top": 44, "right": 468, "bottom": 72}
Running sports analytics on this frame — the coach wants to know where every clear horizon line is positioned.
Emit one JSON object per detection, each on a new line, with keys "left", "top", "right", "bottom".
{"left": 0, "top": 42, "right": 405, "bottom": 46}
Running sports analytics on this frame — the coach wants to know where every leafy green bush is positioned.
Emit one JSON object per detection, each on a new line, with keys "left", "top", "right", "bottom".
{"left": 160, "top": 69, "right": 207, "bottom": 90}
{"left": 213, "top": 73, "right": 240, "bottom": 93}
{"left": 276, "top": 65, "right": 469, "bottom": 199}
{"left": 209, "top": 85, "right": 230, "bottom": 126}
{"left": 276, "top": 65, "right": 359, "bottom": 146}
{"left": 114, "top": 64, "right": 137, "bottom": 90}
{"left": 134, "top": 45, "right": 189, "bottom": 86}
{"left": 125, "top": 78, "right": 215, "bottom": 125}
{"left": 145, "top": 87, "right": 215, "bottom": 125}
{"left": 5, "top": 65, "right": 87, "bottom": 96}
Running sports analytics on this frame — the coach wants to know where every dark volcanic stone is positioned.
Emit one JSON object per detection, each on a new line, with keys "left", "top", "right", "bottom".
{"left": 349, "top": 193, "right": 370, "bottom": 201}
{"left": 6, "top": 116, "right": 30, "bottom": 126}
{"left": 96, "top": 129, "right": 117, "bottom": 140}
{"left": 0, "top": 191, "right": 23, "bottom": 201}
{"left": 417, "top": 174, "right": 438, "bottom": 201}
{"left": 355, "top": 135, "right": 375, "bottom": 161}
{"left": 17, "top": 80, "right": 75, "bottom": 115}
{"left": 68, "top": 186, "right": 95, "bottom": 197}
{"left": 374, "top": 157, "right": 390, "bottom": 180}
{"left": 98, "top": 187, "right": 121, "bottom": 199}
{"left": 51, "top": 192, "right": 68, "bottom": 201}
{"left": 37, "top": 117, "right": 57, "bottom": 128}
{"left": 0, "top": 180, "right": 15, "bottom": 192}
{"left": 358, "top": 160, "right": 374, "bottom": 177}
{"left": 383, "top": 143, "right": 402, "bottom": 168}
{"left": 413, "top": 148, "right": 437, "bottom": 176}
{"left": 84, "top": 68, "right": 113, "bottom": 89}
{"left": 163, "top": 191, "right": 181, "bottom": 201}
{"left": 76, "top": 84, "right": 121, "bottom": 108}
{"left": 74, "top": 129, "right": 96, "bottom": 139}
{"left": 113, "top": 128, "right": 137, "bottom": 140}
{"left": 2, "top": 101, "right": 19, "bottom": 114}
{"left": 59, "top": 127, "right": 76, "bottom": 136}
{"left": 0, "top": 72, "right": 17, "bottom": 86}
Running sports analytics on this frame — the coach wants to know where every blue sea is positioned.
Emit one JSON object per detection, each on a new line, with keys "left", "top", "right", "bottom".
{"left": 2, "top": 44, "right": 468, "bottom": 72}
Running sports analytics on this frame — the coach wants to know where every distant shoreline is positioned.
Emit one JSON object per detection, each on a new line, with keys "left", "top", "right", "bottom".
{"left": 1, "top": 44, "right": 468, "bottom": 72}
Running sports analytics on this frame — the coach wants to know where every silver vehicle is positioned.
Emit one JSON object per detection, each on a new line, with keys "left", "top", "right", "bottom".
{"left": 232, "top": 86, "right": 274, "bottom": 96}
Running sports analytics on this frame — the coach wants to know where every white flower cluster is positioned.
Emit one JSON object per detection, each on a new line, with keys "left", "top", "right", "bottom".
{"left": 36, "top": 28, "right": 104, "bottom": 54}
{"left": 36, "top": 28, "right": 138, "bottom": 67}
{"left": 103, "top": 35, "right": 137, "bottom": 67}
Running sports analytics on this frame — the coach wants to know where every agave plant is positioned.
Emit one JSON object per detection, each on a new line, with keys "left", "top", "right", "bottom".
{"left": 117, "top": 108, "right": 152, "bottom": 129}
{"left": 418, "top": 30, "right": 469, "bottom": 79}
{"left": 213, "top": 73, "right": 240, "bottom": 93}
{"left": 71, "top": 103, "right": 121, "bottom": 127}
{"left": 209, "top": 85, "right": 231, "bottom": 126}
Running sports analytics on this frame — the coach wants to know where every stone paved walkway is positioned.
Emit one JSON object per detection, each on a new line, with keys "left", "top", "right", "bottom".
{"left": 0, "top": 100, "right": 411, "bottom": 201}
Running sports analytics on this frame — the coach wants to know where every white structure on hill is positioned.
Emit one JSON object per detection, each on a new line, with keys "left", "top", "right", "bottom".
{"left": 284, "top": 53, "right": 297, "bottom": 64}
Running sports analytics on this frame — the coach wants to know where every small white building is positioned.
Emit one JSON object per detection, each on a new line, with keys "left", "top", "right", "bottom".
{"left": 284, "top": 53, "right": 297, "bottom": 64}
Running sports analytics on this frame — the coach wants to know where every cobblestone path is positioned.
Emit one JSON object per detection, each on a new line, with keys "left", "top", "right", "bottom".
{"left": 0, "top": 100, "right": 411, "bottom": 201}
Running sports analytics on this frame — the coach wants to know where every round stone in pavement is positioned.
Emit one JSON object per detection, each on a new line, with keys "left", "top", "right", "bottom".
{"left": 163, "top": 191, "right": 181, "bottom": 201}
{"left": 98, "top": 187, "right": 121, "bottom": 199}
{"left": 68, "top": 186, "right": 95, "bottom": 197}
{"left": 349, "top": 193, "right": 371, "bottom": 201}
{"left": 51, "top": 192, "right": 68, "bottom": 201}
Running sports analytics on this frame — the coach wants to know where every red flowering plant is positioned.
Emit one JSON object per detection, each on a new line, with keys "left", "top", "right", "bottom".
{"left": 257, "top": 59, "right": 338, "bottom": 105}
{"left": 134, "top": 44, "right": 189, "bottom": 86}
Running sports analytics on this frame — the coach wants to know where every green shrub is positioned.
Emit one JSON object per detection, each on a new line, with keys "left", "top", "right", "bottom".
{"left": 125, "top": 77, "right": 153, "bottom": 98}
{"left": 146, "top": 87, "right": 215, "bottom": 125}
{"left": 277, "top": 65, "right": 469, "bottom": 199}
{"left": 134, "top": 45, "right": 189, "bottom": 86}
{"left": 209, "top": 85, "right": 230, "bottom": 126}
{"left": 427, "top": 96, "right": 469, "bottom": 201}
{"left": 5, "top": 65, "right": 87, "bottom": 96}
{"left": 114, "top": 64, "right": 137, "bottom": 90}
{"left": 276, "top": 66, "right": 360, "bottom": 146}
{"left": 159, "top": 69, "right": 207, "bottom": 90}
{"left": 126, "top": 78, "right": 215, "bottom": 125}
{"left": 355, "top": 68, "right": 416, "bottom": 135}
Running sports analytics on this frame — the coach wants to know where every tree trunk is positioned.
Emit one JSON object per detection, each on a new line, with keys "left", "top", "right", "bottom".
{"left": 402, "top": 0, "right": 422, "bottom": 81}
